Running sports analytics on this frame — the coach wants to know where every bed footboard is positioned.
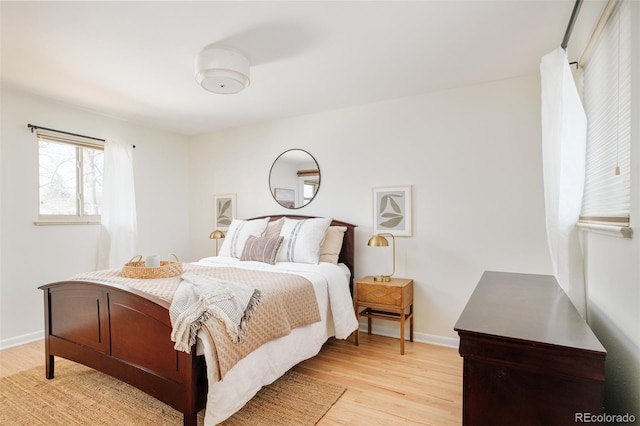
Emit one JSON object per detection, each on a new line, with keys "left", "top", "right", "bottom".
{"left": 40, "top": 280, "right": 207, "bottom": 426}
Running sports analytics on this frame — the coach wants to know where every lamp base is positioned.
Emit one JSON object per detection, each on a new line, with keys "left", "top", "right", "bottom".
{"left": 374, "top": 275, "right": 391, "bottom": 282}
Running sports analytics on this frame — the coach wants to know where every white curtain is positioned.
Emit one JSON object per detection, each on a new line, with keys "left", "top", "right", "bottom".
{"left": 540, "top": 47, "right": 587, "bottom": 317}
{"left": 97, "top": 140, "right": 138, "bottom": 270}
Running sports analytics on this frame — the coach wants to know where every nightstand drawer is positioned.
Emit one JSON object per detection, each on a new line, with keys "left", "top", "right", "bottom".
{"left": 357, "top": 283, "right": 404, "bottom": 306}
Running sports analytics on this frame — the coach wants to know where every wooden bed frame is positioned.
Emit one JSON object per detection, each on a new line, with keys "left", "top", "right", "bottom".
{"left": 39, "top": 215, "right": 356, "bottom": 426}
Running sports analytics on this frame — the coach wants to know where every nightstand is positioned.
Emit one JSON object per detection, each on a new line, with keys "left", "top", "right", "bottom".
{"left": 354, "top": 276, "right": 414, "bottom": 354}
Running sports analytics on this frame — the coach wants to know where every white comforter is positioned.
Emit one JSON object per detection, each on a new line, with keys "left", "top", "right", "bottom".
{"left": 193, "top": 256, "right": 358, "bottom": 425}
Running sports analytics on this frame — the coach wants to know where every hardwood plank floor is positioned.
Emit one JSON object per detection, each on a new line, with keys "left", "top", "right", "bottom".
{"left": 0, "top": 338, "right": 46, "bottom": 378}
{"left": 0, "top": 334, "right": 462, "bottom": 425}
{"left": 294, "top": 334, "right": 462, "bottom": 425}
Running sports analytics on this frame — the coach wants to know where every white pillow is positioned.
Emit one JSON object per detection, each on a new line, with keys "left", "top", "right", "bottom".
{"left": 278, "top": 217, "right": 332, "bottom": 264}
{"left": 319, "top": 226, "right": 347, "bottom": 264}
{"left": 218, "top": 217, "right": 270, "bottom": 258}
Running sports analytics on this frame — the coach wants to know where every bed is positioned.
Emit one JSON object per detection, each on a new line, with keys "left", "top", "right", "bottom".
{"left": 39, "top": 215, "right": 357, "bottom": 426}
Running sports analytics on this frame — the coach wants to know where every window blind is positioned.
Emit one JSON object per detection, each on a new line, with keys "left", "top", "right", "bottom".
{"left": 34, "top": 127, "right": 104, "bottom": 150}
{"left": 580, "top": 0, "right": 631, "bottom": 227}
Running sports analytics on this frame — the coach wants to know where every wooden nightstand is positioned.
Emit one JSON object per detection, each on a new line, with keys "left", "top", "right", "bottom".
{"left": 354, "top": 276, "right": 414, "bottom": 354}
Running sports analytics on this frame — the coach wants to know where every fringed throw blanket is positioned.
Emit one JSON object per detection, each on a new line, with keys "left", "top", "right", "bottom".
{"left": 71, "top": 264, "right": 320, "bottom": 379}
{"left": 170, "top": 272, "right": 262, "bottom": 352}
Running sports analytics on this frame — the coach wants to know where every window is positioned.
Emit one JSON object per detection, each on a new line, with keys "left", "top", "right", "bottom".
{"left": 34, "top": 127, "right": 104, "bottom": 223}
{"left": 297, "top": 168, "right": 319, "bottom": 206}
{"left": 580, "top": 0, "right": 631, "bottom": 234}
{"left": 303, "top": 180, "right": 319, "bottom": 204}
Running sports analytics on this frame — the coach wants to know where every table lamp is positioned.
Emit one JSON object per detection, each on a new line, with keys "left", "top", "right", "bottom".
{"left": 209, "top": 230, "right": 226, "bottom": 256}
{"left": 368, "top": 233, "right": 395, "bottom": 282}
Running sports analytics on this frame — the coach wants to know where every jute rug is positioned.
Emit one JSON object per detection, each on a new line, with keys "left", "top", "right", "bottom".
{"left": 0, "top": 359, "right": 345, "bottom": 425}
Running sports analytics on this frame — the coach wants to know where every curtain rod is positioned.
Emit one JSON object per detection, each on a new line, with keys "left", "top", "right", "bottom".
{"left": 28, "top": 123, "right": 105, "bottom": 142}
{"left": 561, "top": 0, "right": 584, "bottom": 50}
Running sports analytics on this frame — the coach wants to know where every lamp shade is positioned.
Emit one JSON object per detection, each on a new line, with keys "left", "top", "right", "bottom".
{"left": 367, "top": 234, "right": 389, "bottom": 247}
{"left": 209, "top": 230, "right": 226, "bottom": 239}
{"left": 195, "top": 45, "right": 250, "bottom": 94}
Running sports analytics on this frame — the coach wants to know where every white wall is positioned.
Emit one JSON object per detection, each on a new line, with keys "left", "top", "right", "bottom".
{"left": 580, "top": 1, "right": 640, "bottom": 417}
{"left": 0, "top": 88, "right": 190, "bottom": 347}
{"left": 188, "top": 74, "right": 553, "bottom": 344}
{"left": 3, "top": 59, "right": 637, "bottom": 415}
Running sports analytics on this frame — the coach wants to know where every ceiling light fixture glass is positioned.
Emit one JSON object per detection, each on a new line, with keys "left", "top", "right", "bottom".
{"left": 195, "top": 45, "right": 250, "bottom": 94}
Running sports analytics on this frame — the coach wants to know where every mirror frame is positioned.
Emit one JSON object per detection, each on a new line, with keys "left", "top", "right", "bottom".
{"left": 269, "top": 149, "right": 321, "bottom": 209}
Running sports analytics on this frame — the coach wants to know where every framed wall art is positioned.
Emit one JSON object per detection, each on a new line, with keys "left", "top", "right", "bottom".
{"left": 213, "top": 193, "right": 236, "bottom": 230}
{"left": 274, "top": 188, "right": 295, "bottom": 209}
{"left": 373, "top": 185, "right": 412, "bottom": 236}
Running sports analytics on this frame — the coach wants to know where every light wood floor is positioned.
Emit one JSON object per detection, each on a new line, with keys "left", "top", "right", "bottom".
{"left": 0, "top": 334, "right": 462, "bottom": 425}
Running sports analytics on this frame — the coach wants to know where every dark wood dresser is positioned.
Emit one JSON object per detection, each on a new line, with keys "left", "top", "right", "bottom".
{"left": 454, "top": 271, "right": 606, "bottom": 426}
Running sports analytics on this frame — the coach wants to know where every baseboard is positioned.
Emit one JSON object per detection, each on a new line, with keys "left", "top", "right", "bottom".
{"left": 2, "top": 326, "right": 460, "bottom": 351}
{"left": 0, "top": 330, "right": 44, "bottom": 350}
{"left": 357, "top": 322, "right": 459, "bottom": 349}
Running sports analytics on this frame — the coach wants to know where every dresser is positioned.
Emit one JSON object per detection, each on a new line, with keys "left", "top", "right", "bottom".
{"left": 454, "top": 271, "right": 606, "bottom": 426}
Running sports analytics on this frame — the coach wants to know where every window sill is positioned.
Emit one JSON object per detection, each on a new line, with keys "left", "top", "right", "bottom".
{"left": 34, "top": 220, "right": 100, "bottom": 226}
{"left": 577, "top": 222, "right": 633, "bottom": 238}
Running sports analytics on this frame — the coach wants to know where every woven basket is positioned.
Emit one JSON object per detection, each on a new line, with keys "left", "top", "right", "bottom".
{"left": 122, "top": 254, "right": 183, "bottom": 279}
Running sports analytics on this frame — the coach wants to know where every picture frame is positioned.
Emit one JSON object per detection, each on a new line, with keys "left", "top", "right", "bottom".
{"left": 373, "top": 185, "right": 412, "bottom": 236}
{"left": 274, "top": 188, "right": 295, "bottom": 209}
{"left": 213, "top": 193, "right": 236, "bottom": 230}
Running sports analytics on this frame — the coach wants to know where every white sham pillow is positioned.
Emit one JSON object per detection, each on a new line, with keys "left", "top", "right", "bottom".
{"left": 277, "top": 217, "right": 332, "bottom": 264}
{"left": 218, "top": 217, "right": 270, "bottom": 258}
{"left": 319, "top": 226, "right": 347, "bottom": 264}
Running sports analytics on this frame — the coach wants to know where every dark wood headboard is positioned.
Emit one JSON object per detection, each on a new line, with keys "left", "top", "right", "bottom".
{"left": 247, "top": 215, "right": 357, "bottom": 291}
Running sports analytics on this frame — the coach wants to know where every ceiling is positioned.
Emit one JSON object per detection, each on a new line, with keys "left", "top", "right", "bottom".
{"left": 1, "top": 1, "right": 605, "bottom": 137}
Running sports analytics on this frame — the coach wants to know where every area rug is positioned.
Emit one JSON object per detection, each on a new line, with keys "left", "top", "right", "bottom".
{"left": 0, "top": 359, "right": 345, "bottom": 425}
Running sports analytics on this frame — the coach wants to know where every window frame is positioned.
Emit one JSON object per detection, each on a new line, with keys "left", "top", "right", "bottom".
{"left": 33, "top": 127, "right": 104, "bottom": 225}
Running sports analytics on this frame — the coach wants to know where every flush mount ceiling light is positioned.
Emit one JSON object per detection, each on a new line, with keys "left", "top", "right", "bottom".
{"left": 195, "top": 45, "right": 250, "bottom": 94}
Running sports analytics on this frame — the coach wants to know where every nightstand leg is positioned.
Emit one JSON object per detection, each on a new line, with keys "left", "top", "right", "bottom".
{"left": 410, "top": 304, "right": 414, "bottom": 342}
{"left": 367, "top": 316, "right": 372, "bottom": 335}
{"left": 400, "top": 312, "right": 405, "bottom": 355}
{"left": 354, "top": 305, "right": 359, "bottom": 346}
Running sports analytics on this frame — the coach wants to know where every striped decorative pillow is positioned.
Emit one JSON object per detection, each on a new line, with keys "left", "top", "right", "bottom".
{"left": 240, "top": 235, "right": 284, "bottom": 265}
{"left": 218, "top": 218, "right": 270, "bottom": 258}
{"left": 277, "top": 217, "right": 332, "bottom": 264}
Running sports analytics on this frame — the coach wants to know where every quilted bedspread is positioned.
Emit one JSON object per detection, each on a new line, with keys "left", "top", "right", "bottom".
{"left": 72, "top": 264, "right": 320, "bottom": 379}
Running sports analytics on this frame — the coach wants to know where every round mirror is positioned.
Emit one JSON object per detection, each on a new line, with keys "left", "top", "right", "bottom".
{"left": 269, "top": 149, "right": 320, "bottom": 209}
